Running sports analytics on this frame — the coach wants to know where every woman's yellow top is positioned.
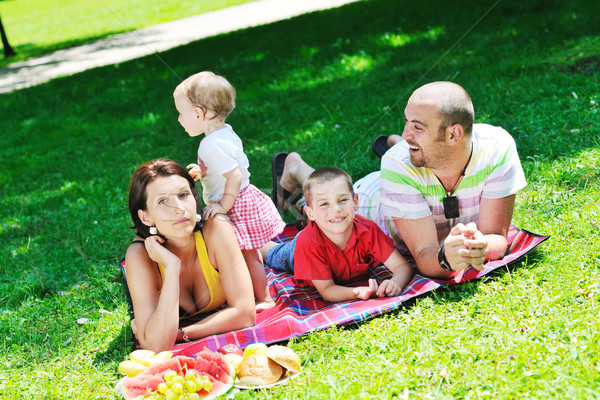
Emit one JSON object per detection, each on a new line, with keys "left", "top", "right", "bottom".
{"left": 158, "top": 230, "right": 226, "bottom": 317}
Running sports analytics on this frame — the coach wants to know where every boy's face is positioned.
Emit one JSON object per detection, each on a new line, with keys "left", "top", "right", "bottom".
{"left": 174, "top": 94, "right": 204, "bottom": 137}
{"left": 305, "top": 177, "right": 358, "bottom": 238}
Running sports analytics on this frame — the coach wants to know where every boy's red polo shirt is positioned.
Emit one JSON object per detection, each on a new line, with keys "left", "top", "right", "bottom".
{"left": 294, "top": 214, "right": 395, "bottom": 284}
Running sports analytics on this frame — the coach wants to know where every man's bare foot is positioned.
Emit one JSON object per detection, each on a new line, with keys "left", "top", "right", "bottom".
{"left": 280, "top": 152, "right": 314, "bottom": 193}
{"left": 255, "top": 299, "right": 276, "bottom": 312}
{"left": 388, "top": 134, "right": 402, "bottom": 147}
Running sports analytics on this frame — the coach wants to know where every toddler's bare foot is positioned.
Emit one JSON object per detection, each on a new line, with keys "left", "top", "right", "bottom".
{"left": 255, "top": 299, "right": 276, "bottom": 312}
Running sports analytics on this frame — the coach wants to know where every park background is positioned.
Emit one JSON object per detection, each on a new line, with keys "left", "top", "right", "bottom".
{"left": 0, "top": 0, "right": 599, "bottom": 398}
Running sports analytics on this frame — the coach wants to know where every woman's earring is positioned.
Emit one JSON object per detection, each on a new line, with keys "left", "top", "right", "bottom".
{"left": 149, "top": 227, "right": 157, "bottom": 235}
{"left": 196, "top": 214, "right": 202, "bottom": 221}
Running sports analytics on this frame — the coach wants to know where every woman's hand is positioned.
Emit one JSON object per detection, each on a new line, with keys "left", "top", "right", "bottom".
{"left": 144, "top": 235, "right": 181, "bottom": 270}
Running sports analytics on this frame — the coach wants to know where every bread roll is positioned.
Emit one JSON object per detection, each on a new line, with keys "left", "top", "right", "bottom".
{"left": 266, "top": 345, "right": 302, "bottom": 373}
{"left": 237, "top": 353, "right": 282, "bottom": 385}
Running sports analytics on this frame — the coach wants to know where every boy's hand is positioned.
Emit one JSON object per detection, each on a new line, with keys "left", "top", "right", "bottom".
{"left": 352, "top": 286, "right": 373, "bottom": 300}
{"left": 376, "top": 279, "right": 402, "bottom": 297}
{"left": 203, "top": 203, "right": 226, "bottom": 219}
{"left": 352, "top": 279, "right": 378, "bottom": 300}
{"left": 187, "top": 163, "right": 201, "bottom": 181}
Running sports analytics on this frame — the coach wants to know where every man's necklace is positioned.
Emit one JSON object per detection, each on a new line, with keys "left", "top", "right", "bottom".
{"left": 441, "top": 144, "right": 473, "bottom": 219}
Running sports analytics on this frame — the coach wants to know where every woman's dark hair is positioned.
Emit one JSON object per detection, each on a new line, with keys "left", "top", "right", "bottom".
{"left": 128, "top": 159, "right": 203, "bottom": 238}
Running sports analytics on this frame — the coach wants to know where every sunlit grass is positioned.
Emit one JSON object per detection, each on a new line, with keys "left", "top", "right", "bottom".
{"left": 0, "top": 0, "right": 255, "bottom": 66}
{"left": 1, "top": 0, "right": 600, "bottom": 398}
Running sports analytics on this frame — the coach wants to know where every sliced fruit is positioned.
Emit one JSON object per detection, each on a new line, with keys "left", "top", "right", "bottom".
{"left": 243, "top": 343, "right": 268, "bottom": 357}
{"left": 118, "top": 360, "right": 147, "bottom": 377}
{"left": 217, "top": 343, "right": 243, "bottom": 356}
{"left": 150, "top": 350, "right": 173, "bottom": 364}
{"left": 223, "top": 353, "right": 243, "bottom": 371}
{"left": 129, "top": 349, "right": 156, "bottom": 367}
{"left": 138, "top": 357, "right": 183, "bottom": 377}
{"left": 120, "top": 374, "right": 164, "bottom": 400}
{"left": 193, "top": 349, "right": 235, "bottom": 397}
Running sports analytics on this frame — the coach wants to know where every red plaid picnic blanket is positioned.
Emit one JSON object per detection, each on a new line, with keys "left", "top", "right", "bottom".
{"left": 167, "top": 225, "right": 549, "bottom": 355}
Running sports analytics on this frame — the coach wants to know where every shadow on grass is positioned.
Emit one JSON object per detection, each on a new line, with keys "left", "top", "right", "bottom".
{"left": 94, "top": 324, "right": 136, "bottom": 365}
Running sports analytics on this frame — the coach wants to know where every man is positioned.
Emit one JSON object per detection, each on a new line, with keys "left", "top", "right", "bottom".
{"left": 274, "top": 81, "right": 526, "bottom": 279}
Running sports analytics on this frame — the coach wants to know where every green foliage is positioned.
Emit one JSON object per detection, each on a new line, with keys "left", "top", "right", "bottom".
{"left": 1, "top": 0, "right": 599, "bottom": 398}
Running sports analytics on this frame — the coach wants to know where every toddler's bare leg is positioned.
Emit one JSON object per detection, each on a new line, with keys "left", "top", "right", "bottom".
{"left": 243, "top": 249, "right": 276, "bottom": 312}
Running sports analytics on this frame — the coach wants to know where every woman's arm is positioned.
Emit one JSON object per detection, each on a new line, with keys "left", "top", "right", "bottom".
{"left": 124, "top": 237, "right": 182, "bottom": 352}
{"left": 180, "top": 216, "right": 256, "bottom": 340}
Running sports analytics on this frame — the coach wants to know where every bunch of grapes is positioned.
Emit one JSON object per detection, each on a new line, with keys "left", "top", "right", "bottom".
{"left": 134, "top": 369, "right": 213, "bottom": 400}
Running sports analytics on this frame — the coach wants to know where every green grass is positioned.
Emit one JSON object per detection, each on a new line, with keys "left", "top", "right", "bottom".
{"left": 0, "top": 0, "right": 255, "bottom": 67}
{"left": 1, "top": 0, "right": 600, "bottom": 398}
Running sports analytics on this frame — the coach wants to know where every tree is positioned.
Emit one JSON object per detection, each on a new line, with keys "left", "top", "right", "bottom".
{"left": 0, "top": 15, "right": 16, "bottom": 58}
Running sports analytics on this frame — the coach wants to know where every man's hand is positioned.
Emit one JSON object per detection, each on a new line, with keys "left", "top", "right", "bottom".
{"left": 445, "top": 222, "right": 489, "bottom": 271}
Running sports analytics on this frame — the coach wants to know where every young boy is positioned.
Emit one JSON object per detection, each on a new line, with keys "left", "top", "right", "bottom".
{"left": 262, "top": 167, "right": 414, "bottom": 303}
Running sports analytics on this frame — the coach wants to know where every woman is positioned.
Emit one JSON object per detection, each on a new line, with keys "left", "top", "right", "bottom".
{"left": 125, "top": 159, "right": 256, "bottom": 352}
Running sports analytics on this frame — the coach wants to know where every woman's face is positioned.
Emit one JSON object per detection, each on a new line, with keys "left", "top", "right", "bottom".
{"left": 140, "top": 175, "right": 198, "bottom": 238}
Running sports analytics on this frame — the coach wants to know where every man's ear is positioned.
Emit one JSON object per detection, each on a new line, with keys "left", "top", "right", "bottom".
{"left": 137, "top": 209, "right": 153, "bottom": 227}
{"left": 448, "top": 124, "right": 464, "bottom": 144}
{"left": 304, "top": 204, "right": 316, "bottom": 221}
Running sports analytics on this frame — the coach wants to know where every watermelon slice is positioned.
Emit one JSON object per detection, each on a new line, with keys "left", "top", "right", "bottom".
{"left": 193, "top": 349, "right": 235, "bottom": 398}
{"left": 175, "top": 355, "right": 196, "bottom": 374}
{"left": 120, "top": 374, "right": 164, "bottom": 400}
{"left": 118, "top": 351, "right": 234, "bottom": 399}
{"left": 137, "top": 357, "right": 182, "bottom": 377}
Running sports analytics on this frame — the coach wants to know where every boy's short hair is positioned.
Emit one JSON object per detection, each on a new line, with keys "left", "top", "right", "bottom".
{"left": 173, "top": 71, "right": 236, "bottom": 121}
{"left": 303, "top": 167, "right": 354, "bottom": 206}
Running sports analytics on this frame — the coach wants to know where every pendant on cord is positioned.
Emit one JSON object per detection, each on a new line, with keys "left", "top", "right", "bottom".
{"left": 443, "top": 195, "right": 459, "bottom": 219}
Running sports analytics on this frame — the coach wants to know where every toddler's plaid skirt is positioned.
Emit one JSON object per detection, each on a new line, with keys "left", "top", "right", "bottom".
{"left": 228, "top": 184, "right": 286, "bottom": 250}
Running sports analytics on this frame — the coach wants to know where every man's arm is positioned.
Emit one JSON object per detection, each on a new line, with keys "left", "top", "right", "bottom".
{"left": 392, "top": 216, "right": 452, "bottom": 279}
{"left": 477, "top": 194, "right": 516, "bottom": 260}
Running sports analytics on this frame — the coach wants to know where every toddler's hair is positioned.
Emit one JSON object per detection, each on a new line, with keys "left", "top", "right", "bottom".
{"left": 303, "top": 168, "right": 354, "bottom": 207}
{"left": 174, "top": 71, "right": 236, "bottom": 120}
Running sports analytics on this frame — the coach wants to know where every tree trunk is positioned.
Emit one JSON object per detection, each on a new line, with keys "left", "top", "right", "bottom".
{"left": 0, "top": 16, "right": 16, "bottom": 58}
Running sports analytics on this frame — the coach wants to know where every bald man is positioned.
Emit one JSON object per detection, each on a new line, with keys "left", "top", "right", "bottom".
{"left": 356, "top": 81, "right": 527, "bottom": 278}
{"left": 275, "top": 82, "right": 527, "bottom": 279}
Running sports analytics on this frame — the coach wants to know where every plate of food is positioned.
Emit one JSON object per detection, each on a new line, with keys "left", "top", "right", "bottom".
{"left": 231, "top": 344, "right": 302, "bottom": 390}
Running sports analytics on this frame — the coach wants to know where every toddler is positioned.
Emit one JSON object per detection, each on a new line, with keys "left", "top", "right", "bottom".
{"left": 174, "top": 71, "right": 285, "bottom": 311}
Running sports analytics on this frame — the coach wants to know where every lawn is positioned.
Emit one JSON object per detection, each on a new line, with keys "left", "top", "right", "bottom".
{"left": 1, "top": 0, "right": 599, "bottom": 398}
{"left": 0, "top": 0, "right": 255, "bottom": 67}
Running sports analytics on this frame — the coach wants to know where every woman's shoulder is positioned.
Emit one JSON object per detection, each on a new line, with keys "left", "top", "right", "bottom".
{"left": 125, "top": 238, "right": 152, "bottom": 267}
{"left": 201, "top": 215, "right": 236, "bottom": 244}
